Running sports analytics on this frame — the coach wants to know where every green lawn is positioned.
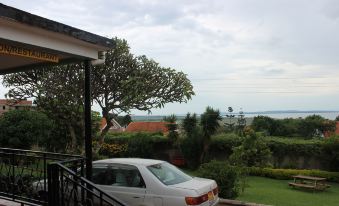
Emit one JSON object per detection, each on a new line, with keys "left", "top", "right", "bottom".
{"left": 237, "top": 176, "right": 339, "bottom": 206}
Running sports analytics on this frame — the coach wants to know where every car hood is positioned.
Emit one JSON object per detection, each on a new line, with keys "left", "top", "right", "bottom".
{"left": 168, "top": 177, "right": 216, "bottom": 195}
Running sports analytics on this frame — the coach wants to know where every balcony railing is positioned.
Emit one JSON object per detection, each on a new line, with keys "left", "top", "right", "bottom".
{"left": 0, "top": 148, "right": 125, "bottom": 206}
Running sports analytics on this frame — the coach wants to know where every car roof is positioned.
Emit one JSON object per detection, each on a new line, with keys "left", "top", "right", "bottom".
{"left": 93, "top": 158, "right": 165, "bottom": 166}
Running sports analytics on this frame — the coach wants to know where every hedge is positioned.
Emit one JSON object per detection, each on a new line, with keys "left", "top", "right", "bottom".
{"left": 99, "top": 132, "right": 171, "bottom": 158}
{"left": 247, "top": 167, "right": 339, "bottom": 183}
{"left": 210, "top": 134, "right": 323, "bottom": 157}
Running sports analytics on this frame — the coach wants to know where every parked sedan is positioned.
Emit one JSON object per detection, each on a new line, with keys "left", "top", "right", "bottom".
{"left": 92, "top": 158, "right": 219, "bottom": 206}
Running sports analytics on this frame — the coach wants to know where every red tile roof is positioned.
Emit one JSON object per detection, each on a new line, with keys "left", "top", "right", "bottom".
{"left": 0, "top": 99, "right": 32, "bottom": 106}
{"left": 126, "top": 122, "right": 169, "bottom": 133}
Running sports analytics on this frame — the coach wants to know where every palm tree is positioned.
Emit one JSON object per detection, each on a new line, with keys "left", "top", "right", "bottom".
{"left": 200, "top": 106, "right": 222, "bottom": 163}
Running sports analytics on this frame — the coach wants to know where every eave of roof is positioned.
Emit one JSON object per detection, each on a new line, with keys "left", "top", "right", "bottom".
{"left": 0, "top": 3, "right": 115, "bottom": 49}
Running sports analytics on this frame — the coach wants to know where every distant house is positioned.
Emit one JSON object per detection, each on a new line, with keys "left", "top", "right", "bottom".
{"left": 335, "top": 122, "right": 339, "bottom": 136}
{"left": 323, "top": 121, "right": 339, "bottom": 138}
{"left": 100, "top": 118, "right": 125, "bottom": 133}
{"left": 125, "top": 122, "right": 169, "bottom": 134}
{"left": 0, "top": 99, "right": 33, "bottom": 116}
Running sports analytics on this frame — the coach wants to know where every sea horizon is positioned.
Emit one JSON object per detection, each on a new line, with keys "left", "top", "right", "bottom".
{"left": 131, "top": 110, "right": 339, "bottom": 121}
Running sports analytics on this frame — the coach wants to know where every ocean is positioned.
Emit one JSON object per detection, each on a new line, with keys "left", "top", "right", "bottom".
{"left": 132, "top": 112, "right": 339, "bottom": 121}
{"left": 242, "top": 112, "right": 339, "bottom": 120}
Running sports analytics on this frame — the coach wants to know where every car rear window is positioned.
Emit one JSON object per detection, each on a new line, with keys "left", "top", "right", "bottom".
{"left": 147, "top": 162, "right": 192, "bottom": 185}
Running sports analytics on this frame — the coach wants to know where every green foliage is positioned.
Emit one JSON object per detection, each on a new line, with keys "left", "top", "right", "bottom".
{"left": 196, "top": 161, "right": 242, "bottom": 198}
{"left": 180, "top": 130, "right": 203, "bottom": 169}
{"left": 299, "top": 115, "right": 335, "bottom": 138}
{"left": 3, "top": 37, "right": 195, "bottom": 152}
{"left": 0, "top": 110, "right": 53, "bottom": 149}
{"left": 251, "top": 115, "right": 336, "bottom": 138}
{"left": 180, "top": 113, "right": 202, "bottom": 169}
{"left": 236, "top": 110, "right": 246, "bottom": 136}
{"left": 230, "top": 132, "right": 272, "bottom": 167}
{"left": 92, "top": 111, "right": 102, "bottom": 137}
{"left": 101, "top": 132, "right": 170, "bottom": 158}
{"left": 163, "top": 114, "right": 179, "bottom": 142}
{"left": 209, "top": 134, "right": 339, "bottom": 169}
{"left": 265, "top": 136, "right": 323, "bottom": 158}
{"left": 210, "top": 133, "right": 243, "bottom": 157}
{"left": 3, "top": 65, "right": 86, "bottom": 152}
{"left": 200, "top": 107, "right": 222, "bottom": 138}
{"left": 182, "top": 113, "right": 198, "bottom": 136}
{"left": 93, "top": 37, "right": 195, "bottom": 147}
{"left": 200, "top": 106, "right": 222, "bottom": 163}
{"left": 247, "top": 167, "right": 339, "bottom": 182}
{"left": 321, "top": 137, "right": 339, "bottom": 171}
{"left": 251, "top": 116, "right": 277, "bottom": 136}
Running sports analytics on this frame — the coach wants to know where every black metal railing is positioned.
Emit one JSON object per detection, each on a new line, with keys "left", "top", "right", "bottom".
{"left": 48, "top": 159, "right": 125, "bottom": 206}
{"left": 0, "top": 148, "right": 125, "bottom": 206}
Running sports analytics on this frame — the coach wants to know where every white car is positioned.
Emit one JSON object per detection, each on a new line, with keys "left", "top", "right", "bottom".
{"left": 91, "top": 158, "right": 219, "bottom": 206}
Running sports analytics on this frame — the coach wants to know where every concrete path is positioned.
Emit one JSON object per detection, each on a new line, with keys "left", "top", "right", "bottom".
{"left": 0, "top": 198, "right": 269, "bottom": 206}
{"left": 0, "top": 199, "right": 20, "bottom": 206}
{"left": 219, "top": 199, "right": 271, "bottom": 206}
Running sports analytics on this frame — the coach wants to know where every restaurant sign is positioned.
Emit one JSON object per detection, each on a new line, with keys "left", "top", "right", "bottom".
{"left": 0, "top": 43, "right": 59, "bottom": 63}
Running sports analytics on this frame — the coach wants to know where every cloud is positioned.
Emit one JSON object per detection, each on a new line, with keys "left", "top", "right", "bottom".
{"left": 2, "top": 0, "right": 339, "bottom": 114}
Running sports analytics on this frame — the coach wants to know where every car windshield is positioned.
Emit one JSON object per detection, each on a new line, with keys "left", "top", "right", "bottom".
{"left": 147, "top": 162, "right": 192, "bottom": 185}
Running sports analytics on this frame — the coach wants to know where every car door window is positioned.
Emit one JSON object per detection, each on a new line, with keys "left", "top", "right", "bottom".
{"left": 92, "top": 164, "right": 115, "bottom": 185}
{"left": 112, "top": 164, "right": 146, "bottom": 188}
{"left": 92, "top": 164, "right": 145, "bottom": 188}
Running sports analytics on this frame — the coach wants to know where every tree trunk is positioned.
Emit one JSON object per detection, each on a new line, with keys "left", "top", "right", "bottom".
{"left": 94, "top": 113, "right": 113, "bottom": 152}
{"left": 199, "top": 138, "right": 210, "bottom": 164}
{"left": 68, "top": 123, "right": 77, "bottom": 153}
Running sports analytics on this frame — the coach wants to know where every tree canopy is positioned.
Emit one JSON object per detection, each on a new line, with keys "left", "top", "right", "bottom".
{"left": 92, "top": 38, "right": 194, "bottom": 142}
{"left": 2, "top": 37, "right": 194, "bottom": 151}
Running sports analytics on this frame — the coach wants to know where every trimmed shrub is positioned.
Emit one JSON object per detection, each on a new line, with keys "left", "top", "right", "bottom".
{"left": 247, "top": 167, "right": 339, "bottom": 183}
{"left": 196, "top": 161, "right": 242, "bottom": 199}
{"left": 100, "top": 132, "right": 170, "bottom": 158}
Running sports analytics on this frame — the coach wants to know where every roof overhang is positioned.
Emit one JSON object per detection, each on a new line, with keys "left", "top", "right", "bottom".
{"left": 0, "top": 3, "right": 115, "bottom": 74}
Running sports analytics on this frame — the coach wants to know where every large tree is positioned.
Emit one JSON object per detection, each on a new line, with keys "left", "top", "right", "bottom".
{"left": 2, "top": 37, "right": 194, "bottom": 150}
{"left": 92, "top": 38, "right": 194, "bottom": 144}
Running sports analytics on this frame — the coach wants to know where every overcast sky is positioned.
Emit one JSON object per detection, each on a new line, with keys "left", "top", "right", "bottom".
{"left": 2, "top": 0, "right": 339, "bottom": 115}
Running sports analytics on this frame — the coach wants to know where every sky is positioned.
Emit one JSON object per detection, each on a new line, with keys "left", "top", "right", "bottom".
{"left": 2, "top": 0, "right": 339, "bottom": 115}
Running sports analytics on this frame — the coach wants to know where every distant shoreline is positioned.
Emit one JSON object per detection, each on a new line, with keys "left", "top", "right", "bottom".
{"left": 131, "top": 111, "right": 339, "bottom": 121}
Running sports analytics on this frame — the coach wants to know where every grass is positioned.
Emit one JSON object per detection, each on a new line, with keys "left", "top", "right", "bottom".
{"left": 237, "top": 176, "right": 339, "bottom": 206}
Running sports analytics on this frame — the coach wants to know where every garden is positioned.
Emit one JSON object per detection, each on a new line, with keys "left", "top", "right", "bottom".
{"left": 1, "top": 106, "right": 339, "bottom": 206}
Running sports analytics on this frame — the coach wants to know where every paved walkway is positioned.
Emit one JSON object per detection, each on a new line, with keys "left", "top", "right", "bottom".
{"left": 0, "top": 198, "right": 269, "bottom": 206}
{"left": 219, "top": 199, "right": 271, "bottom": 206}
{"left": 0, "top": 199, "right": 20, "bottom": 206}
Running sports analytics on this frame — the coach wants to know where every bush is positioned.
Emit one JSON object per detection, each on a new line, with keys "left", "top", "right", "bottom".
{"left": 100, "top": 132, "right": 170, "bottom": 158}
{"left": 230, "top": 132, "right": 271, "bottom": 167}
{"left": 196, "top": 161, "right": 242, "bottom": 199}
{"left": 0, "top": 110, "right": 53, "bottom": 149}
{"left": 247, "top": 167, "right": 339, "bottom": 182}
{"left": 98, "top": 142, "right": 128, "bottom": 157}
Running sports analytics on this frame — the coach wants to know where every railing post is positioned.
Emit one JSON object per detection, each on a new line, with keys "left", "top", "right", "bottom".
{"left": 84, "top": 59, "right": 92, "bottom": 181}
{"left": 48, "top": 163, "right": 60, "bottom": 206}
{"left": 11, "top": 152, "right": 15, "bottom": 200}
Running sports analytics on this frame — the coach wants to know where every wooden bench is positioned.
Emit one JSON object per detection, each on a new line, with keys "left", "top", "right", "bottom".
{"left": 288, "top": 175, "right": 330, "bottom": 191}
